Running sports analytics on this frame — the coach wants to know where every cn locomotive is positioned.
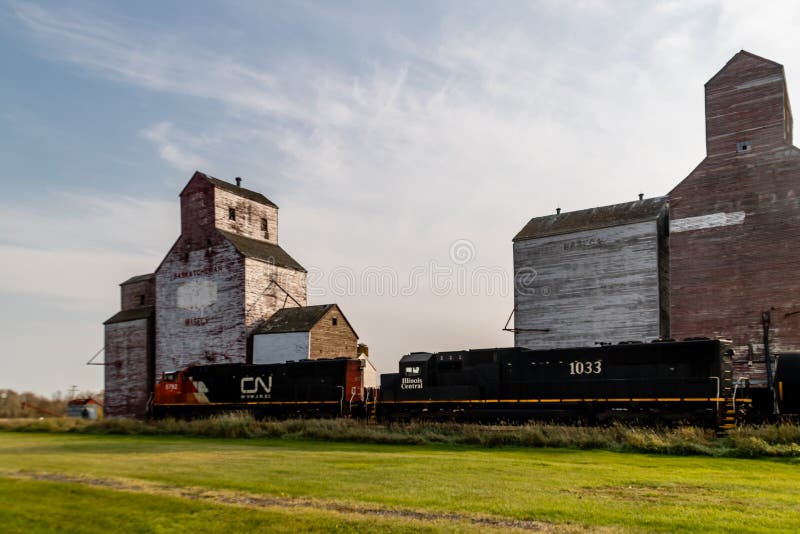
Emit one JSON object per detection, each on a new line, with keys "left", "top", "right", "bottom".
{"left": 152, "top": 358, "right": 372, "bottom": 420}
{"left": 151, "top": 338, "right": 800, "bottom": 428}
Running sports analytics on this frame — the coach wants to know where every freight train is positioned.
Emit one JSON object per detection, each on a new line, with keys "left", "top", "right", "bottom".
{"left": 151, "top": 338, "right": 800, "bottom": 428}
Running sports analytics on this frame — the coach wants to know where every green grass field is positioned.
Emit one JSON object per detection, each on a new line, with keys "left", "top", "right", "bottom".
{"left": 1, "top": 432, "right": 798, "bottom": 532}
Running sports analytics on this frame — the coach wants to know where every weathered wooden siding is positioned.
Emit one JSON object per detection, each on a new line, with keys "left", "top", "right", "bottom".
{"left": 705, "top": 52, "right": 791, "bottom": 159}
{"left": 180, "top": 175, "right": 217, "bottom": 242}
{"left": 244, "top": 259, "right": 307, "bottom": 333}
{"left": 107, "top": 171, "right": 308, "bottom": 417}
{"left": 252, "top": 332, "right": 309, "bottom": 363}
{"left": 156, "top": 238, "right": 247, "bottom": 378}
{"left": 309, "top": 306, "right": 358, "bottom": 358}
{"left": 670, "top": 51, "right": 800, "bottom": 386}
{"left": 215, "top": 187, "right": 279, "bottom": 243}
{"left": 120, "top": 278, "right": 155, "bottom": 311}
{"left": 513, "top": 221, "right": 663, "bottom": 349}
{"left": 104, "top": 317, "right": 153, "bottom": 418}
{"left": 157, "top": 173, "right": 307, "bottom": 376}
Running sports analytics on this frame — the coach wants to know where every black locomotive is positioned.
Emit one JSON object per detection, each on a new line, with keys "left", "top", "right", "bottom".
{"left": 152, "top": 358, "right": 368, "bottom": 419}
{"left": 151, "top": 338, "right": 799, "bottom": 429}
{"left": 379, "top": 339, "right": 745, "bottom": 427}
{"left": 775, "top": 353, "right": 800, "bottom": 415}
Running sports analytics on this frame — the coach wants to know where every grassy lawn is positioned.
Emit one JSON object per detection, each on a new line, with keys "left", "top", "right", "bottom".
{"left": 0, "top": 432, "right": 798, "bottom": 532}
{"left": 0, "top": 477, "right": 474, "bottom": 534}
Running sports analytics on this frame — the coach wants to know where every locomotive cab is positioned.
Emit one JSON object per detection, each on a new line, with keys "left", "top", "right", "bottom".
{"left": 153, "top": 369, "right": 204, "bottom": 406}
{"left": 399, "top": 353, "right": 432, "bottom": 391}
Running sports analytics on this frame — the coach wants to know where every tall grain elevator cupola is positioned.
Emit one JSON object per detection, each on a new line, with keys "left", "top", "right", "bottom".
{"left": 669, "top": 50, "right": 800, "bottom": 388}
{"left": 704, "top": 50, "right": 793, "bottom": 158}
{"left": 155, "top": 171, "right": 308, "bottom": 380}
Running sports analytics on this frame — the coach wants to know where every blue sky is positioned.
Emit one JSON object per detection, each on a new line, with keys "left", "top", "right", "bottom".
{"left": 2, "top": 0, "right": 800, "bottom": 395}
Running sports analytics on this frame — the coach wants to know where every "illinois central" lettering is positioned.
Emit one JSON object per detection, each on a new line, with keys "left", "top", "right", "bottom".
{"left": 400, "top": 377, "right": 423, "bottom": 390}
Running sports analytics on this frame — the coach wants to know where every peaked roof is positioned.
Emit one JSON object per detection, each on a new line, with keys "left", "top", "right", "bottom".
{"left": 217, "top": 230, "right": 306, "bottom": 272}
{"left": 253, "top": 304, "right": 358, "bottom": 337}
{"left": 514, "top": 197, "right": 667, "bottom": 242}
{"left": 104, "top": 305, "right": 154, "bottom": 325}
{"left": 401, "top": 352, "right": 434, "bottom": 363}
{"left": 184, "top": 171, "right": 279, "bottom": 209}
{"left": 706, "top": 50, "right": 784, "bottom": 87}
{"left": 68, "top": 398, "right": 100, "bottom": 405}
{"left": 120, "top": 273, "right": 154, "bottom": 286}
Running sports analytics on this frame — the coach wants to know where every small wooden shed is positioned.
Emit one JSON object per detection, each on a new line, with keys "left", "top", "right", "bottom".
{"left": 67, "top": 398, "right": 103, "bottom": 420}
{"left": 251, "top": 304, "right": 358, "bottom": 364}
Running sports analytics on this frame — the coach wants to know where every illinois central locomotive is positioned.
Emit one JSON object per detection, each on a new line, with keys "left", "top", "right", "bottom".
{"left": 379, "top": 339, "right": 745, "bottom": 427}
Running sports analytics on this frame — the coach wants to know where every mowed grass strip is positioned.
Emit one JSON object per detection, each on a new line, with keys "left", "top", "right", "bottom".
{"left": 0, "top": 433, "right": 798, "bottom": 532}
{"left": 0, "top": 477, "right": 506, "bottom": 534}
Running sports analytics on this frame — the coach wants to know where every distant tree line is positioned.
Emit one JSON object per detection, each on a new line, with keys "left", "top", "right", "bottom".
{"left": 0, "top": 390, "right": 103, "bottom": 418}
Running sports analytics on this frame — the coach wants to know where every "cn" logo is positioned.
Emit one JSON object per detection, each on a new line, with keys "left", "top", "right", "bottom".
{"left": 241, "top": 376, "right": 272, "bottom": 394}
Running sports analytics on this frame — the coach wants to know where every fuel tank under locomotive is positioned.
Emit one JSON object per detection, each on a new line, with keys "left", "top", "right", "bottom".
{"left": 152, "top": 358, "right": 368, "bottom": 419}
{"left": 379, "top": 339, "right": 742, "bottom": 426}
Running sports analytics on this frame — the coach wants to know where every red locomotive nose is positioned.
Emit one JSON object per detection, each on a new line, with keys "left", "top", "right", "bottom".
{"left": 154, "top": 370, "right": 185, "bottom": 404}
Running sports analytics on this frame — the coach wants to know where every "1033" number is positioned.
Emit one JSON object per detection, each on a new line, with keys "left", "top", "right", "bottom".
{"left": 569, "top": 360, "right": 602, "bottom": 375}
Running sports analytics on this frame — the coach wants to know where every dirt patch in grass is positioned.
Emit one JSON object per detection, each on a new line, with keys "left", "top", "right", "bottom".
{"left": 571, "top": 483, "right": 715, "bottom": 504}
{"left": 5, "top": 470, "right": 600, "bottom": 533}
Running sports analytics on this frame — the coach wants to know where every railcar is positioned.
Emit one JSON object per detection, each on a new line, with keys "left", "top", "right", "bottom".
{"left": 775, "top": 353, "right": 800, "bottom": 415}
{"left": 151, "top": 358, "right": 369, "bottom": 419}
{"left": 378, "top": 339, "right": 749, "bottom": 427}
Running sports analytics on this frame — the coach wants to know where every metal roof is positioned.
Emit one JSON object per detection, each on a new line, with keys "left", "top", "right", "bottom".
{"left": 705, "top": 50, "right": 784, "bottom": 87}
{"left": 67, "top": 398, "right": 100, "bottom": 405}
{"left": 120, "top": 273, "right": 155, "bottom": 286}
{"left": 184, "top": 171, "right": 279, "bottom": 209}
{"left": 103, "top": 306, "right": 154, "bottom": 325}
{"left": 252, "top": 304, "right": 345, "bottom": 334}
{"left": 400, "top": 352, "right": 434, "bottom": 363}
{"left": 513, "top": 196, "right": 667, "bottom": 242}
{"left": 218, "top": 230, "right": 306, "bottom": 272}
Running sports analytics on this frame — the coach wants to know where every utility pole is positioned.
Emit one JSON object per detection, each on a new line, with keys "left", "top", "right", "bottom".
{"left": 762, "top": 310, "right": 778, "bottom": 415}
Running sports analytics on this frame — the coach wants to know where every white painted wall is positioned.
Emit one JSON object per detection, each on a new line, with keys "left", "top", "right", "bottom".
{"left": 253, "top": 332, "right": 309, "bottom": 363}
{"left": 359, "top": 354, "right": 378, "bottom": 389}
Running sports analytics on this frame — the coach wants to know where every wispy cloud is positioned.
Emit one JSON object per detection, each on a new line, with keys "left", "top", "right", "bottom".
{"left": 0, "top": 191, "right": 176, "bottom": 255}
{"left": 141, "top": 122, "right": 211, "bottom": 172}
{"left": 6, "top": 0, "right": 800, "bottom": 393}
{"left": 0, "top": 189, "right": 175, "bottom": 304}
{"left": 9, "top": 2, "right": 311, "bottom": 121}
{"left": 0, "top": 189, "right": 176, "bottom": 393}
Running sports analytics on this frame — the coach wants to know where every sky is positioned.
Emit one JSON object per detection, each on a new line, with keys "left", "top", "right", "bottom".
{"left": 2, "top": 0, "right": 800, "bottom": 396}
